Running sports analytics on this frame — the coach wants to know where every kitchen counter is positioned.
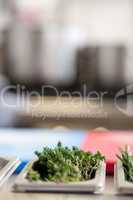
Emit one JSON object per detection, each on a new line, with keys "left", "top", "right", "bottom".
{"left": 0, "top": 176, "right": 131, "bottom": 200}
{"left": 18, "top": 97, "right": 133, "bottom": 130}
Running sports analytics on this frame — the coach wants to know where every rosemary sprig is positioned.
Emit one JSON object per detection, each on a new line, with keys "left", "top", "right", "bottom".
{"left": 117, "top": 145, "right": 133, "bottom": 183}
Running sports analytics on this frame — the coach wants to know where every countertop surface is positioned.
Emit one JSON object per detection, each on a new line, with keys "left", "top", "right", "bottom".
{"left": 0, "top": 176, "right": 132, "bottom": 200}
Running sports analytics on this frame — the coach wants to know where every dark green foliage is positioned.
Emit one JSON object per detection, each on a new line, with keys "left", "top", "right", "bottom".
{"left": 27, "top": 142, "right": 105, "bottom": 183}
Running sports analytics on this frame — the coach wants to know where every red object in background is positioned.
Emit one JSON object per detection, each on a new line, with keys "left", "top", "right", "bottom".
{"left": 81, "top": 131, "right": 133, "bottom": 174}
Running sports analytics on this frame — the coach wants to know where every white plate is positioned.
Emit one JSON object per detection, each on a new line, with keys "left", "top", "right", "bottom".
{"left": 13, "top": 160, "right": 106, "bottom": 193}
{"left": 0, "top": 156, "right": 20, "bottom": 187}
{"left": 114, "top": 160, "right": 133, "bottom": 194}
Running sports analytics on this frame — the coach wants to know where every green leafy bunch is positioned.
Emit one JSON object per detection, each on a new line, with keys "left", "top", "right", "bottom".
{"left": 27, "top": 142, "right": 105, "bottom": 183}
{"left": 117, "top": 146, "right": 133, "bottom": 183}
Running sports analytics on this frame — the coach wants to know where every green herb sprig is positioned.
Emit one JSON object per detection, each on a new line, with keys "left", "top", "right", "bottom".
{"left": 27, "top": 142, "right": 105, "bottom": 183}
{"left": 117, "top": 145, "right": 133, "bottom": 183}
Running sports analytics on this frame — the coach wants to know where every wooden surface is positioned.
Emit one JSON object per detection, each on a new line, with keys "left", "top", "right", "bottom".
{"left": 0, "top": 176, "right": 132, "bottom": 200}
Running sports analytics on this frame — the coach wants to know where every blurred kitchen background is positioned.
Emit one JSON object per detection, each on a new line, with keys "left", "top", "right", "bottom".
{"left": 0, "top": 0, "right": 132, "bottom": 127}
{"left": 0, "top": 0, "right": 133, "bottom": 164}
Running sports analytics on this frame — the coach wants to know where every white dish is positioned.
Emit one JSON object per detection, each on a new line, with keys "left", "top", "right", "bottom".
{"left": 114, "top": 160, "right": 133, "bottom": 194}
{"left": 0, "top": 156, "right": 20, "bottom": 187}
{"left": 13, "top": 160, "right": 106, "bottom": 193}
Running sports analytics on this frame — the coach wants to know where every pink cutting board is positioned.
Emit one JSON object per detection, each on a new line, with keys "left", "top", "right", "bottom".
{"left": 81, "top": 131, "right": 133, "bottom": 174}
